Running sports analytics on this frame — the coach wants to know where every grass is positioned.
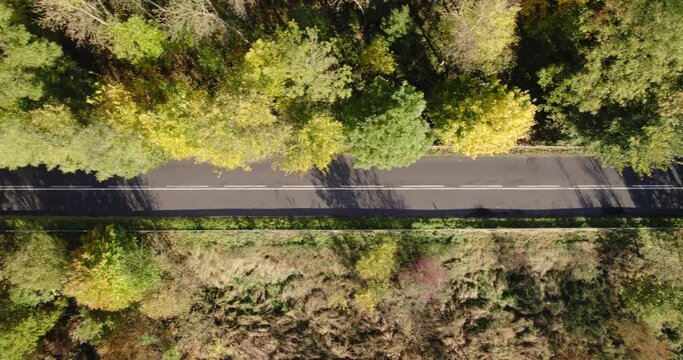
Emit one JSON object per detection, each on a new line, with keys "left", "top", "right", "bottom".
{"left": 1, "top": 216, "right": 681, "bottom": 231}
{"left": 426, "top": 145, "right": 589, "bottom": 157}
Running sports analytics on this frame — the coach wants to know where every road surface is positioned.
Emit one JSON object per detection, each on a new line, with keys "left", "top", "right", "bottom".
{"left": 0, "top": 156, "right": 682, "bottom": 216}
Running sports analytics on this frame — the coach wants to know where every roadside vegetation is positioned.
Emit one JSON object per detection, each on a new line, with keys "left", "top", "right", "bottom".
{"left": 1, "top": 226, "right": 682, "bottom": 359}
{"left": 1, "top": 0, "right": 681, "bottom": 178}
{"left": 2, "top": 215, "right": 683, "bottom": 230}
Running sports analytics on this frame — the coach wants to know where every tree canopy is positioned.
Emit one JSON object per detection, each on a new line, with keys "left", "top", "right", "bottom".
{"left": 430, "top": 77, "right": 536, "bottom": 157}
{"left": 344, "top": 79, "right": 431, "bottom": 169}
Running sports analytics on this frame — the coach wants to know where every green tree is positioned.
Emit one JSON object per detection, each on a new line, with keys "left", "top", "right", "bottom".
{"left": 0, "top": 301, "right": 65, "bottom": 360}
{"left": 546, "top": 0, "right": 683, "bottom": 114}
{"left": 430, "top": 0, "right": 520, "bottom": 74}
{"left": 0, "top": 102, "right": 162, "bottom": 180}
{"left": 106, "top": 15, "right": 165, "bottom": 64}
{"left": 1, "top": 232, "right": 66, "bottom": 306}
{"left": 0, "top": 3, "right": 61, "bottom": 110}
{"left": 275, "top": 113, "right": 345, "bottom": 175}
{"left": 540, "top": 0, "right": 683, "bottom": 173}
{"left": 63, "top": 226, "right": 161, "bottom": 311}
{"left": 244, "top": 21, "right": 352, "bottom": 103}
{"left": 430, "top": 77, "right": 536, "bottom": 157}
{"left": 344, "top": 79, "right": 431, "bottom": 169}
{"left": 381, "top": 5, "right": 412, "bottom": 43}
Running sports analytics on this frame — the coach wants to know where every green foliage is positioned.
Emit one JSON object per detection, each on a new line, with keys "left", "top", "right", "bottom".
{"left": 106, "top": 16, "right": 165, "bottom": 65}
{"left": 0, "top": 302, "right": 65, "bottom": 360}
{"left": 71, "top": 311, "right": 117, "bottom": 344}
{"left": 344, "top": 79, "right": 431, "bottom": 169}
{"left": 359, "top": 37, "right": 397, "bottom": 75}
{"left": 381, "top": 5, "right": 412, "bottom": 43}
{"left": 63, "top": 226, "right": 161, "bottom": 311}
{"left": 538, "top": 0, "right": 683, "bottom": 173}
{"left": 430, "top": 77, "right": 536, "bottom": 157}
{"left": 431, "top": 0, "right": 520, "bottom": 74}
{"left": 1, "top": 232, "right": 66, "bottom": 306}
{"left": 0, "top": 3, "right": 61, "bottom": 110}
{"left": 244, "top": 22, "right": 352, "bottom": 103}
{"left": 547, "top": 0, "right": 683, "bottom": 114}
{"left": 275, "top": 113, "right": 345, "bottom": 175}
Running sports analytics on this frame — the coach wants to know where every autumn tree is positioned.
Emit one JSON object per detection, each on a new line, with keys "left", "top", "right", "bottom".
{"left": 157, "top": 0, "right": 237, "bottom": 42}
{"left": 63, "top": 226, "right": 161, "bottom": 311}
{"left": 0, "top": 233, "right": 66, "bottom": 306}
{"left": 36, "top": 0, "right": 166, "bottom": 63}
{"left": 275, "top": 113, "right": 345, "bottom": 175}
{"left": 344, "top": 78, "right": 431, "bottom": 169}
{"left": 244, "top": 21, "right": 352, "bottom": 103}
{"left": 430, "top": 0, "right": 520, "bottom": 74}
{"left": 430, "top": 77, "right": 536, "bottom": 157}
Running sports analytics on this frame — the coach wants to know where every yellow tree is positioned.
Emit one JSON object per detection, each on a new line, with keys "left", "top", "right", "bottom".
{"left": 430, "top": 77, "right": 536, "bottom": 157}
{"left": 430, "top": 0, "right": 520, "bottom": 74}
{"left": 274, "top": 114, "right": 345, "bottom": 175}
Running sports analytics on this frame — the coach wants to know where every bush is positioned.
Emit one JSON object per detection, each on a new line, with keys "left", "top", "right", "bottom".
{"left": 63, "top": 226, "right": 161, "bottom": 311}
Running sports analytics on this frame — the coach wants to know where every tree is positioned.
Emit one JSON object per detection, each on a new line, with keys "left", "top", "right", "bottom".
{"left": 1, "top": 232, "right": 66, "bottom": 306}
{"left": 105, "top": 15, "right": 165, "bottom": 64}
{"left": 0, "top": 302, "right": 65, "bottom": 360}
{"left": 244, "top": 21, "right": 352, "bottom": 103}
{"left": 545, "top": 0, "right": 683, "bottom": 114}
{"left": 359, "top": 37, "right": 397, "bottom": 75}
{"left": 275, "top": 114, "right": 345, "bottom": 175}
{"left": 0, "top": 3, "right": 61, "bottom": 110}
{"left": 63, "top": 226, "right": 161, "bottom": 311}
{"left": 142, "top": 81, "right": 290, "bottom": 170}
{"left": 35, "top": 0, "right": 114, "bottom": 48}
{"left": 381, "top": 5, "right": 412, "bottom": 43}
{"left": 540, "top": 0, "right": 683, "bottom": 172}
{"left": 344, "top": 79, "right": 431, "bottom": 169}
{"left": 430, "top": 77, "right": 536, "bottom": 157}
{"left": 430, "top": 0, "right": 520, "bottom": 74}
{"left": 157, "top": 0, "right": 232, "bottom": 42}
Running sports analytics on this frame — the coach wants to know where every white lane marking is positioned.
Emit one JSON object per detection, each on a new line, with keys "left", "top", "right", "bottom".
{"left": 0, "top": 185, "right": 34, "bottom": 188}
{"left": 341, "top": 185, "right": 385, "bottom": 187}
{"left": 281, "top": 185, "right": 324, "bottom": 188}
{"left": 401, "top": 185, "right": 445, "bottom": 188}
{"left": 108, "top": 185, "right": 150, "bottom": 188}
{"left": 3, "top": 186, "right": 683, "bottom": 191}
{"left": 461, "top": 185, "right": 502, "bottom": 188}
{"left": 166, "top": 185, "right": 209, "bottom": 188}
{"left": 224, "top": 185, "right": 266, "bottom": 188}
{"left": 49, "top": 185, "right": 92, "bottom": 188}
{"left": 518, "top": 185, "right": 561, "bottom": 188}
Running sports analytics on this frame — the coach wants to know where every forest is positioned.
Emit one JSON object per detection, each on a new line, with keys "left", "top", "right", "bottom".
{"left": 1, "top": 0, "right": 682, "bottom": 178}
{"left": 1, "top": 226, "right": 682, "bottom": 359}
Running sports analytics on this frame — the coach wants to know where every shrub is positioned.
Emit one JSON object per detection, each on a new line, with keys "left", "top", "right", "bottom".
{"left": 63, "top": 226, "right": 161, "bottom": 311}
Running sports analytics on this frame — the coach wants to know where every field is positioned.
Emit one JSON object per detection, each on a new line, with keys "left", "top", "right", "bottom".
{"left": 1, "top": 224, "right": 681, "bottom": 359}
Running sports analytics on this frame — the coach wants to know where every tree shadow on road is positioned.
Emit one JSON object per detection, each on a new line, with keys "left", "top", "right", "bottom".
{"left": 0, "top": 165, "right": 158, "bottom": 216}
{"left": 311, "top": 157, "right": 407, "bottom": 211}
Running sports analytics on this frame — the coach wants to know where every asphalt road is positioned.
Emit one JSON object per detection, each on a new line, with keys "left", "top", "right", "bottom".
{"left": 1, "top": 156, "right": 682, "bottom": 216}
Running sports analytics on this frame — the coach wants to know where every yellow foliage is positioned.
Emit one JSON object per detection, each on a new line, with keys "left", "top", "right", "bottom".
{"left": 355, "top": 240, "right": 399, "bottom": 283}
{"left": 359, "top": 37, "right": 397, "bottom": 75}
{"left": 274, "top": 114, "right": 345, "bottom": 175}
{"left": 353, "top": 285, "right": 388, "bottom": 312}
{"left": 432, "top": 80, "right": 536, "bottom": 157}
